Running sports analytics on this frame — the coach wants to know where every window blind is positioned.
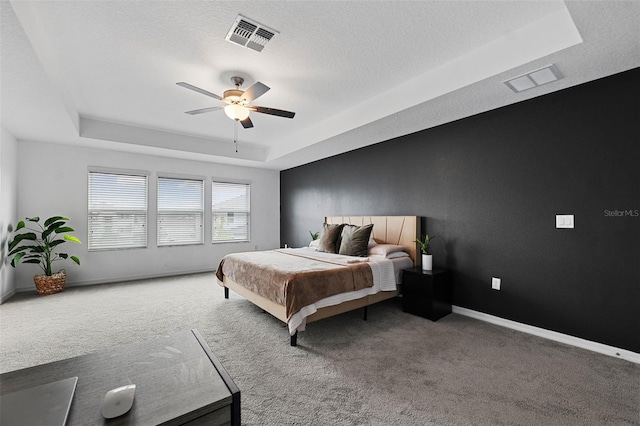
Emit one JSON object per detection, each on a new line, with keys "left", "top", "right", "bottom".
{"left": 88, "top": 172, "right": 148, "bottom": 250}
{"left": 212, "top": 181, "right": 250, "bottom": 242}
{"left": 157, "top": 177, "right": 204, "bottom": 246}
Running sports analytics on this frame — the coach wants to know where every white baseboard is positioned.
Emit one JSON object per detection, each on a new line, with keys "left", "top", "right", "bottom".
{"left": 14, "top": 268, "right": 216, "bottom": 293}
{"left": 452, "top": 306, "right": 640, "bottom": 364}
{"left": 0, "top": 289, "right": 16, "bottom": 304}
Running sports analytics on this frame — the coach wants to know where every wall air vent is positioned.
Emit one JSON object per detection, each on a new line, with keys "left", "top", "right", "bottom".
{"left": 225, "top": 15, "right": 278, "bottom": 52}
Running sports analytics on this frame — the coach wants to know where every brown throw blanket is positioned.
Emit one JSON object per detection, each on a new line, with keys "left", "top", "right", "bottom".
{"left": 216, "top": 249, "right": 373, "bottom": 320}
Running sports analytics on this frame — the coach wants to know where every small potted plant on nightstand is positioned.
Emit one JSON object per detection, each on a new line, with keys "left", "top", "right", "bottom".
{"left": 414, "top": 234, "right": 436, "bottom": 271}
{"left": 8, "top": 216, "right": 81, "bottom": 295}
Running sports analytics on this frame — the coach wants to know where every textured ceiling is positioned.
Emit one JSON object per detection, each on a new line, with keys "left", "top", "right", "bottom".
{"left": 1, "top": 1, "right": 639, "bottom": 170}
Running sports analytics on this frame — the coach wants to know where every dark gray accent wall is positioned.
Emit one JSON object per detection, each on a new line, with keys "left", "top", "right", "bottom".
{"left": 280, "top": 68, "right": 640, "bottom": 352}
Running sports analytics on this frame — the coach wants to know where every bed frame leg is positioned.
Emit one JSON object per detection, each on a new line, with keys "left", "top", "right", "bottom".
{"left": 290, "top": 331, "right": 298, "bottom": 347}
{"left": 363, "top": 305, "right": 368, "bottom": 321}
{"left": 224, "top": 287, "right": 229, "bottom": 299}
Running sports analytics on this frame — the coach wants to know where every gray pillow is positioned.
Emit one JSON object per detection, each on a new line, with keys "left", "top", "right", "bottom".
{"left": 317, "top": 223, "right": 345, "bottom": 253}
{"left": 338, "top": 224, "right": 374, "bottom": 257}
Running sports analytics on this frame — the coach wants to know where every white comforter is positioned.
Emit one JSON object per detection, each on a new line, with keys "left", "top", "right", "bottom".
{"left": 287, "top": 247, "right": 409, "bottom": 335}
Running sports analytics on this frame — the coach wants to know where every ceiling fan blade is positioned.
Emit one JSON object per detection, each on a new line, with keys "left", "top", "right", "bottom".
{"left": 242, "top": 82, "right": 270, "bottom": 102}
{"left": 176, "top": 82, "right": 222, "bottom": 100}
{"left": 251, "top": 106, "right": 296, "bottom": 119}
{"left": 240, "top": 117, "right": 254, "bottom": 129}
{"left": 185, "top": 106, "right": 222, "bottom": 115}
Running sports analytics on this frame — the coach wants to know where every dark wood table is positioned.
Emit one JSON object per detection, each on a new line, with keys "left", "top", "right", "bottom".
{"left": 0, "top": 329, "right": 240, "bottom": 425}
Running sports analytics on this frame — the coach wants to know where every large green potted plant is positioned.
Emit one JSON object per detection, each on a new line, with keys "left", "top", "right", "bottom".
{"left": 414, "top": 234, "right": 436, "bottom": 271}
{"left": 8, "top": 216, "right": 81, "bottom": 295}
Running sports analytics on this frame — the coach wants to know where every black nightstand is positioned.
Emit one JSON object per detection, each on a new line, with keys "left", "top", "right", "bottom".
{"left": 401, "top": 267, "right": 452, "bottom": 321}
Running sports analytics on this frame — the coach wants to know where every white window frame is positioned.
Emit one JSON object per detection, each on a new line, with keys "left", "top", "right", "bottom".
{"left": 88, "top": 168, "right": 149, "bottom": 251}
{"left": 157, "top": 175, "right": 205, "bottom": 247}
{"left": 212, "top": 180, "right": 251, "bottom": 243}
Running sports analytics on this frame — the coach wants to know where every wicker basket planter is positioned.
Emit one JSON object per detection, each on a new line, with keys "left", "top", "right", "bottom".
{"left": 33, "top": 270, "right": 67, "bottom": 295}
{"left": 9, "top": 217, "right": 81, "bottom": 294}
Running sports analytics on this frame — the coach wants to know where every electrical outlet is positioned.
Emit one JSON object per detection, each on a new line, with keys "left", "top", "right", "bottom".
{"left": 492, "top": 277, "right": 501, "bottom": 290}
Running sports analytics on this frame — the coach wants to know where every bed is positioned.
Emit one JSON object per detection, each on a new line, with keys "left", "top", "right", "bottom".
{"left": 215, "top": 216, "right": 420, "bottom": 346}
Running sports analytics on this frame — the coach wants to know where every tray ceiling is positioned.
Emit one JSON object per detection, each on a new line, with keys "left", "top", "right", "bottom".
{"left": 1, "top": 1, "right": 639, "bottom": 170}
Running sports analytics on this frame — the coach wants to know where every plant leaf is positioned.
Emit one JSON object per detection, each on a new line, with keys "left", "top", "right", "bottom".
{"left": 8, "top": 245, "right": 34, "bottom": 256}
{"left": 15, "top": 221, "right": 25, "bottom": 231}
{"left": 63, "top": 235, "right": 81, "bottom": 244}
{"left": 22, "top": 254, "right": 43, "bottom": 260}
{"left": 23, "top": 259, "right": 42, "bottom": 264}
{"left": 10, "top": 252, "right": 25, "bottom": 267}
{"left": 44, "top": 216, "right": 68, "bottom": 227}
{"left": 43, "top": 221, "right": 65, "bottom": 238}
{"left": 54, "top": 226, "right": 74, "bottom": 234}
{"left": 59, "top": 253, "right": 68, "bottom": 259}
{"left": 70, "top": 256, "right": 80, "bottom": 265}
{"left": 8, "top": 232, "right": 37, "bottom": 251}
{"left": 49, "top": 239, "right": 66, "bottom": 248}
{"left": 26, "top": 217, "right": 40, "bottom": 222}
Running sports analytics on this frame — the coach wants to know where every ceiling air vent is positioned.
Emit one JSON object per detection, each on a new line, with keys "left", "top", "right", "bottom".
{"left": 225, "top": 15, "right": 278, "bottom": 52}
{"left": 504, "top": 64, "right": 563, "bottom": 93}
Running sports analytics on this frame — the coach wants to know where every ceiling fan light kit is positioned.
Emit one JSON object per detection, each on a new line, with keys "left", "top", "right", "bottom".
{"left": 223, "top": 88, "right": 244, "bottom": 102}
{"left": 224, "top": 104, "right": 250, "bottom": 121}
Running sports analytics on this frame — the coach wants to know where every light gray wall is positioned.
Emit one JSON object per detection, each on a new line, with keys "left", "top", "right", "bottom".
{"left": 14, "top": 140, "right": 280, "bottom": 291}
{"left": 1, "top": 128, "right": 18, "bottom": 302}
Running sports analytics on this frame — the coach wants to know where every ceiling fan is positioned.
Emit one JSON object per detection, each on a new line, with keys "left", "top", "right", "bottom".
{"left": 176, "top": 76, "right": 295, "bottom": 129}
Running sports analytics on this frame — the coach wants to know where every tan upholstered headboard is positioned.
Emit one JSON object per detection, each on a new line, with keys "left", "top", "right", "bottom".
{"left": 325, "top": 216, "right": 420, "bottom": 264}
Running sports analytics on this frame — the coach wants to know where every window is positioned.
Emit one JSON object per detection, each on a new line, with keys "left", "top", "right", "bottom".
{"left": 88, "top": 171, "right": 148, "bottom": 250}
{"left": 157, "top": 177, "right": 204, "bottom": 246}
{"left": 212, "top": 181, "right": 250, "bottom": 242}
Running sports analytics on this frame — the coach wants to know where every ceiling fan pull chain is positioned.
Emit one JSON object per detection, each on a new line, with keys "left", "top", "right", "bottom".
{"left": 234, "top": 120, "right": 239, "bottom": 153}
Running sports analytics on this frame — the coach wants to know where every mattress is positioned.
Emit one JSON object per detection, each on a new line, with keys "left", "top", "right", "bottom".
{"left": 287, "top": 248, "right": 412, "bottom": 334}
{"left": 217, "top": 247, "right": 413, "bottom": 335}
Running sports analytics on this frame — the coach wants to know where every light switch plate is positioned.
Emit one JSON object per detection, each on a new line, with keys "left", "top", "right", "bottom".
{"left": 492, "top": 277, "right": 501, "bottom": 290}
{"left": 556, "top": 214, "right": 574, "bottom": 228}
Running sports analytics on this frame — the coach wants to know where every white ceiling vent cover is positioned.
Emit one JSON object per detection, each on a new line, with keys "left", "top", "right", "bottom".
{"left": 225, "top": 15, "right": 278, "bottom": 52}
{"left": 504, "top": 64, "right": 563, "bottom": 93}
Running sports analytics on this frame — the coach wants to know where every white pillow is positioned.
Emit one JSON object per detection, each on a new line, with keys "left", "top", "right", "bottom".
{"left": 368, "top": 244, "right": 406, "bottom": 256}
{"left": 384, "top": 251, "right": 410, "bottom": 259}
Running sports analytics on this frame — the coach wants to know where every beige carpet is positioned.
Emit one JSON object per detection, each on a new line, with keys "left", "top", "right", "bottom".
{"left": 1, "top": 273, "right": 638, "bottom": 425}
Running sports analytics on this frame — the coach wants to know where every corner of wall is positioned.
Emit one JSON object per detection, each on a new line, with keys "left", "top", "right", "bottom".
{"left": 0, "top": 128, "right": 19, "bottom": 302}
